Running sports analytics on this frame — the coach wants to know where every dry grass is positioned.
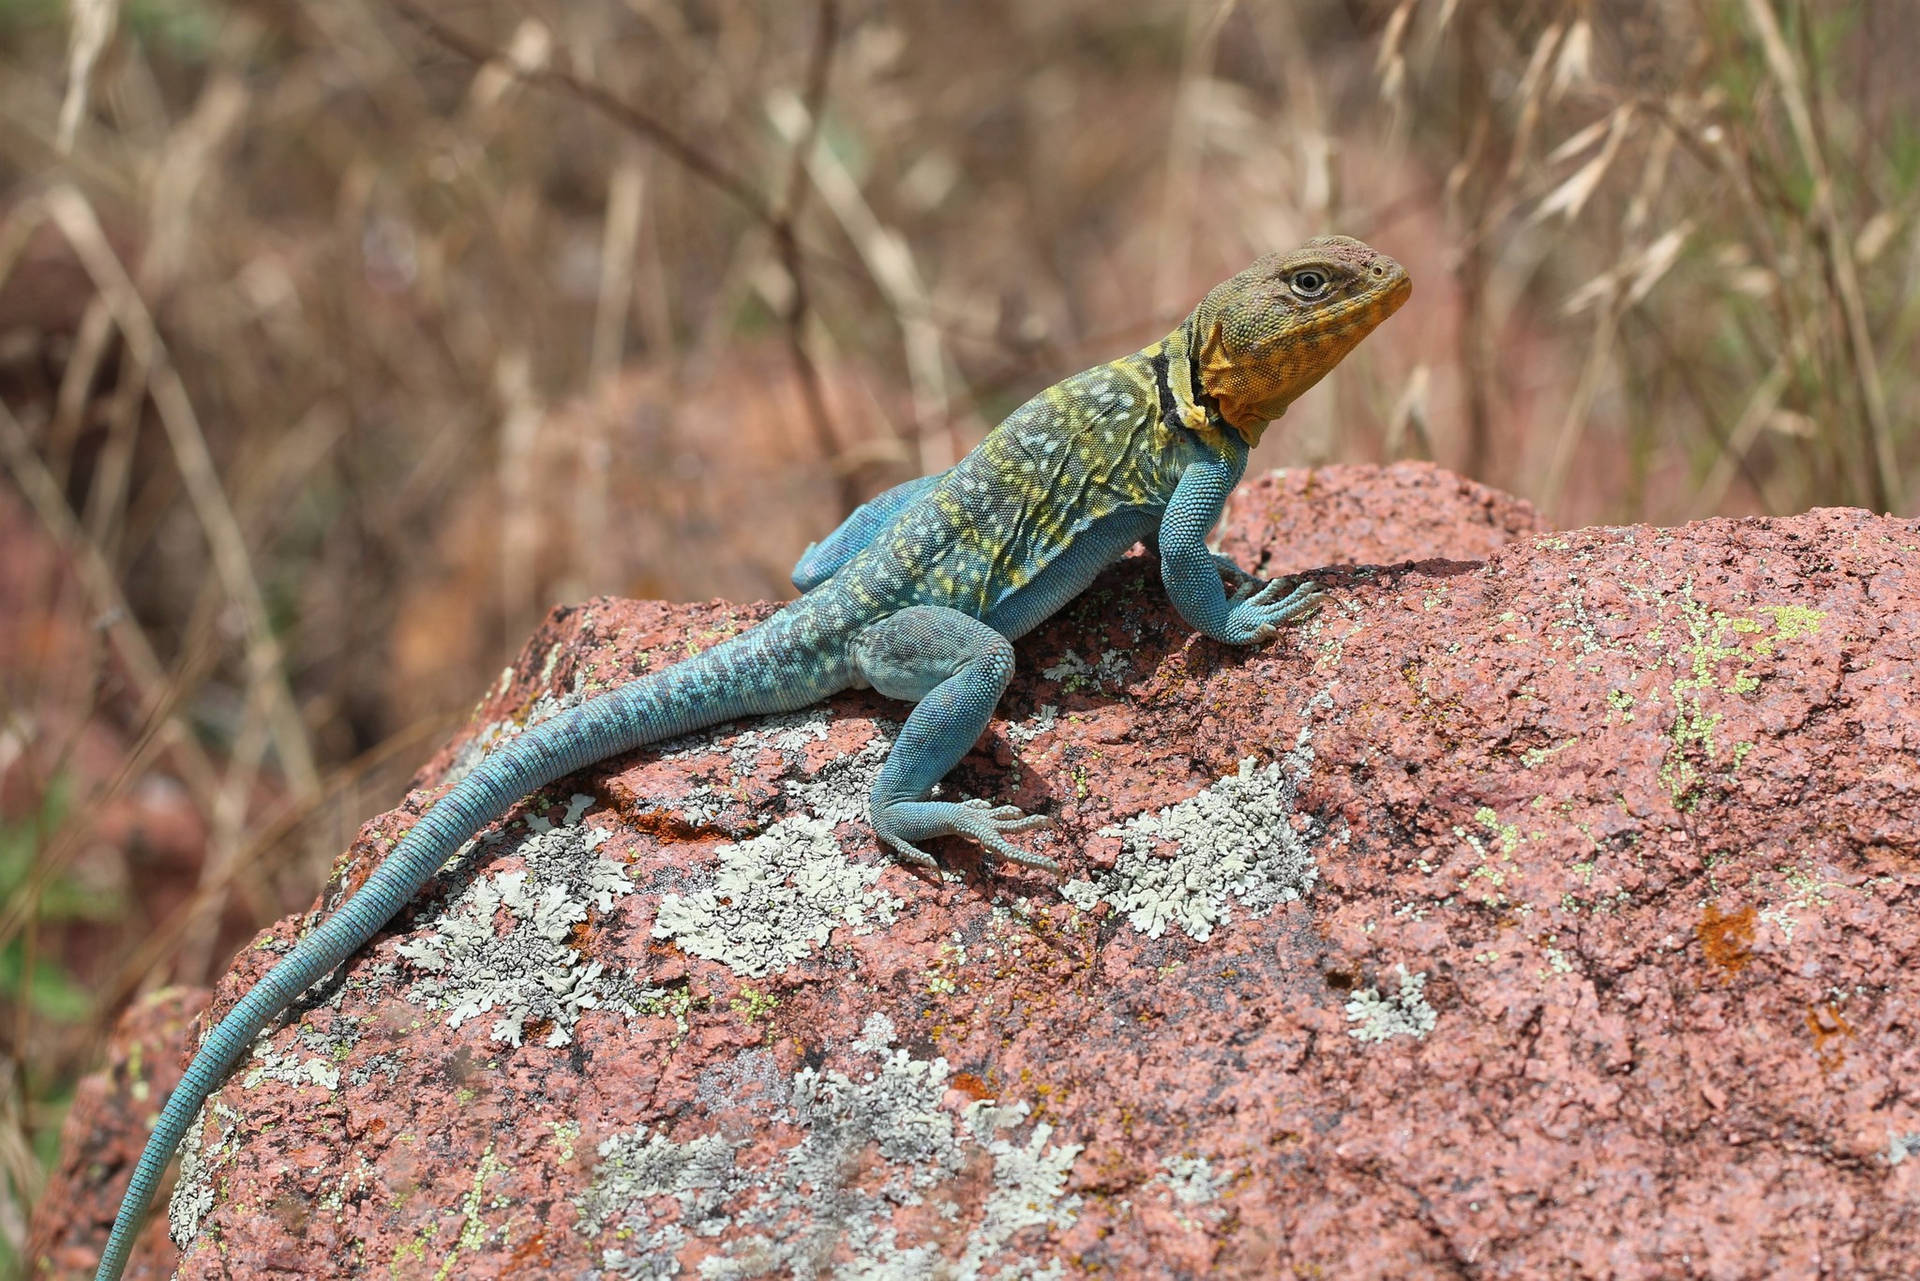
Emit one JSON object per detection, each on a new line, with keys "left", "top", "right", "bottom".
{"left": 0, "top": 0, "right": 1913, "bottom": 1265}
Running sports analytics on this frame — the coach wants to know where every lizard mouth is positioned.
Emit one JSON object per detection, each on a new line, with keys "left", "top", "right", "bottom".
{"left": 1378, "top": 268, "right": 1413, "bottom": 311}
{"left": 1347, "top": 258, "right": 1412, "bottom": 318}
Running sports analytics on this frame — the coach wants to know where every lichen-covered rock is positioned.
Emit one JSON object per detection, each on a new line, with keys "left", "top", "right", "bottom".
{"left": 36, "top": 466, "right": 1920, "bottom": 1279}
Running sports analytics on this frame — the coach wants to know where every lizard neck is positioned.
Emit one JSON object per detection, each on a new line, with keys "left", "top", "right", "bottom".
{"left": 1154, "top": 315, "right": 1275, "bottom": 451}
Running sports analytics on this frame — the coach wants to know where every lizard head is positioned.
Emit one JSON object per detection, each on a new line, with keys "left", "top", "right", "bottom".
{"left": 1187, "top": 236, "right": 1411, "bottom": 444}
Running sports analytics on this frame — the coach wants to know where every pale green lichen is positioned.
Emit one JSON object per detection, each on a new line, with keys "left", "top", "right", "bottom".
{"left": 394, "top": 796, "right": 638, "bottom": 1047}
{"left": 651, "top": 815, "right": 902, "bottom": 978}
{"left": 166, "top": 1099, "right": 238, "bottom": 1249}
{"left": 1159, "top": 1154, "right": 1230, "bottom": 1206}
{"left": 576, "top": 1016, "right": 1081, "bottom": 1278}
{"left": 1345, "top": 964, "right": 1437, "bottom": 1043}
{"left": 1888, "top": 1131, "right": 1920, "bottom": 1167}
{"left": 1061, "top": 739, "right": 1322, "bottom": 943}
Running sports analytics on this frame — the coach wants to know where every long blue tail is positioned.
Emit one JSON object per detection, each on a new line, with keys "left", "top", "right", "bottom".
{"left": 94, "top": 617, "right": 840, "bottom": 1279}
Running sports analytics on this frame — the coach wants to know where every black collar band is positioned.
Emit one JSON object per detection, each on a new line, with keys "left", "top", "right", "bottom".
{"left": 1150, "top": 348, "right": 1183, "bottom": 434}
{"left": 1152, "top": 328, "right": 1224, "bottom": 437}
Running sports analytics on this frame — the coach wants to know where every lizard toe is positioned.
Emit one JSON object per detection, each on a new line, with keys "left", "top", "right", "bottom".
{"left": 878, "top": 831, "right": 939, "bottom": 868}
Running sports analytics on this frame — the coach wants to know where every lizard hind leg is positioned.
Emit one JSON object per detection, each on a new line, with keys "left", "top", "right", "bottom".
{"left": 849, "top": 606, "right": 1056, "bottom": 872}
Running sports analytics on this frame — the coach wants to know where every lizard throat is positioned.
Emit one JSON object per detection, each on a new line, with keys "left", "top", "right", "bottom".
{"left": 1154, "top": 332, "right": 1267, "bottom": 451}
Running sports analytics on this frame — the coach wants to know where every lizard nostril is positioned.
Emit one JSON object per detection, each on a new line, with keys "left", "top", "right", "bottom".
{"left": 1370, "top": 263, "right": 1385, "bottom": 277}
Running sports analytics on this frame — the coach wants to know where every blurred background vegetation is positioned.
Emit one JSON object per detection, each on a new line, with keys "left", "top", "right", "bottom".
{"left": 0, "top": 0, "right": 1916, "bottom": 1265}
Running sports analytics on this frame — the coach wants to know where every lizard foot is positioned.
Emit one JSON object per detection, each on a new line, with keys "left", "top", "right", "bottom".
{"left": 1219, "top": 576, "right": 1323, "bottom": 644}
{"left": 875, "top": 799, "right": 1058, "bottom": 872}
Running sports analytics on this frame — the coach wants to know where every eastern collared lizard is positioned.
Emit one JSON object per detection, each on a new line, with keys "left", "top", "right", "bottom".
{"left": 93, "top": 235, "right": 1409, "bottom": 1278}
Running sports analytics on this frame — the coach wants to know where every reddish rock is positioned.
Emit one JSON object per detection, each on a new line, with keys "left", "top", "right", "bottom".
{"left": 31, "top": 987, "right": 210, "bottom": 1280}
{"left": 36, "top": 467, "right": 1920, "bottom": 1279}
{"left": 1215, "top": 459, "right": 1545, "bottom": 576}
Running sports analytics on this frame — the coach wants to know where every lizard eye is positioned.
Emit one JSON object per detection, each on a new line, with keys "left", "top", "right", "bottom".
{"left": 1290, "top": 270, "right": 1329, "bottom": 300}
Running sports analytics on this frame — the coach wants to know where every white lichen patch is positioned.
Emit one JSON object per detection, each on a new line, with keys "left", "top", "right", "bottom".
{"left": 1040, "top": 647, "right": 1131, "bottom": 691}
{"left": 575, "top": 1128, "right": 740, "bottom": 1237}
{"left": 1158, "top": 1154, "right": 1230, "bottom": 1206}
{"left": 576, "top": 1025, "right": 1081, "bottom": 1279}
{"left": 1888, "top": 1131, "right": 1920, "bottom": 1167}
{"left": 241, "top": 1046, "right": 341, "bottom": 1091}
{"left": 1345, "top": 964, "right": 1438, "bottom": 1043}
{"left": 647, "top": 708, "right": 836, "bottom": 824}
{"left": 782, "top": 727, "right": 895, "bottom": 826}
{"left": 658, "top": 707, "right": 832, "bottom": 768}
{"left": 394, "top": 796, "right": 636, "bottom": 1047}
{"left": 655, "top": 711, "right": 897, "bottom": 831}
{"left": 651, "top": 815, "right": 902, "bottom": 978}
{"left": 1004, "top": 703, "right": 1059, "bottom": 745}
{"left": 1061, "top": 745, "right": 1322, "bottom": 942}
{"left": 167, "top": 1099, "right": 238, "bottom": 1249}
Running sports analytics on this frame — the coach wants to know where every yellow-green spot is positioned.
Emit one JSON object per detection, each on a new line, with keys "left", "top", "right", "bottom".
{"left": 1658, "top": 590, "right": 1825, "bottom": 808}
{"left": 731, "top": 986, "right": 779, "bottom": 1027}
{"left": 637, "top": 988, "right": 697, "bottom": 1042}
{"left": 1519, "top": 738, "right": 1576, "bottom": 768}
{"left": 1759, "top": 862, "right": 1844, "bottom": 943}
{"left": 549, "top": 1120, "right": 579, "bottom": 1163}
{"left": 128, "top": 1041, "right": 149, "bottom": 1103}
{"left": 1476, "top": 807, "right": 1522, "bottom": 855}
{"left": 434, "top": 1142, "right": 505, "bottom": 1281}
{"left": 390, "top": 1233, "right": 427, "bottom": 1276}
{"left": 1757, "top": 604, "right": 1825, "bottom": 647}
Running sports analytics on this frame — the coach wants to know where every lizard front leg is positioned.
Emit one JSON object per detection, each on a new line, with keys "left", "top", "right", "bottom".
{"left": 1159, "top": 447, "right": 1322, "bottom": 644}
{"left": 1143, "top": 533, "right": 1274, "bottom": 602}
{"left": 849, "top": 606, "right": 1055, "bottom": 870}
